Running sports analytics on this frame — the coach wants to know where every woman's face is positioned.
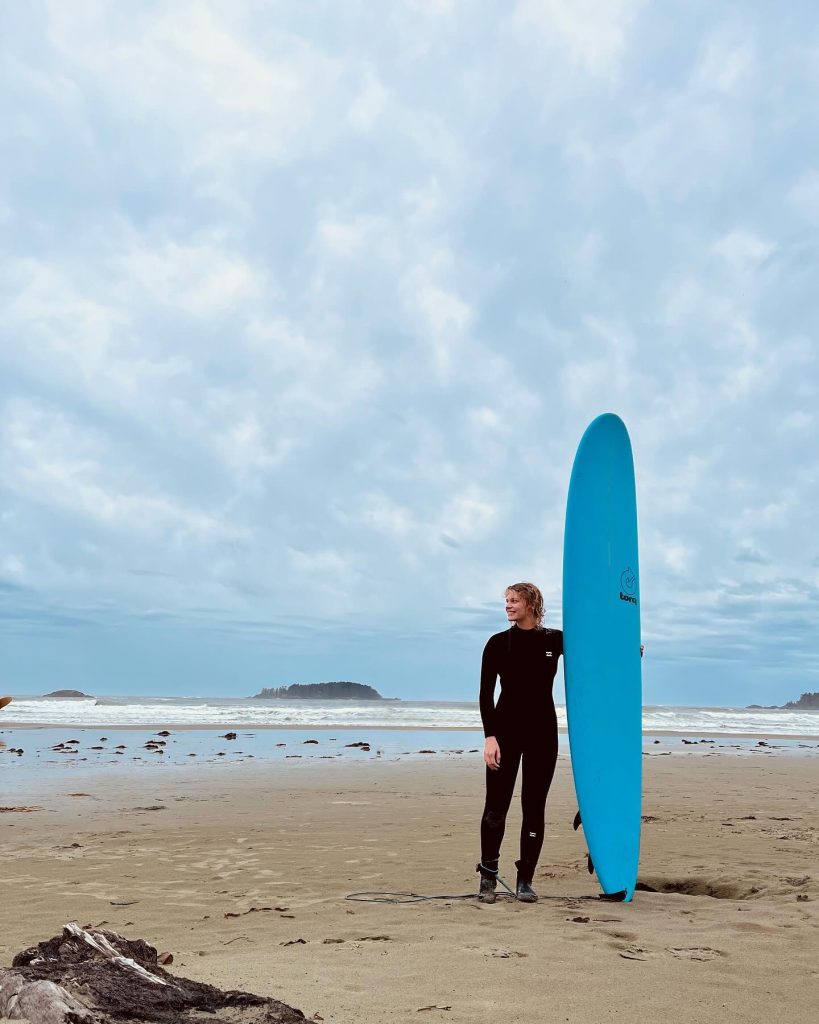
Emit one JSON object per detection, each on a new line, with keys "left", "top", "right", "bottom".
{"left": 505, "top": 589, "right": 531, "bottom": 624}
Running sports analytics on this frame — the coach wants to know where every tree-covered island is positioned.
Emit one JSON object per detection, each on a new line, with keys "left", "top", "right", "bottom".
{"left": 783, "top": 691, "right": 819, "bottom": 709}
{"left": 251, "top": 681, "right": 396, "bottom": 700}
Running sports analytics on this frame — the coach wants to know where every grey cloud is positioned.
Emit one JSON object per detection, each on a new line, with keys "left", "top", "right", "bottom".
{"left": 0, "top": 1, "right": 817, "bottom": 702}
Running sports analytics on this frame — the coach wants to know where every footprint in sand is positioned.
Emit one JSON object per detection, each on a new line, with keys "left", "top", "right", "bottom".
{"left": 462, "top": 945, "right": 527, "bottom": 958}
{"left": 666, "top": 947, "right": 724, "bottom": 961}
{"left": 618, "top": 947, "right": 653, "bottom": 961}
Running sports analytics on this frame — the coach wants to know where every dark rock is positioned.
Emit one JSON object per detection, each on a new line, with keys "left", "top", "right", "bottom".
{"left": 1, "top": 923, "right": 306, "bottom": 1022}
{"left": 42, "top": 690, "right": 92, "bottom": 698}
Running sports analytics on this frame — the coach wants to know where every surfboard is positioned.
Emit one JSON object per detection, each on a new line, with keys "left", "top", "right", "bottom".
{"left": 562, "top": 413, "right": 642, "bottom": 901}
{"left": 0, "top": 696, "right": 12, "bottom": 711}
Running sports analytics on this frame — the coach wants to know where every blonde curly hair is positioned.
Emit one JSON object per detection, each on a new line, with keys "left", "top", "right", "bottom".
{"left": 505, "top": 582, "right": 545, "bottom": 627}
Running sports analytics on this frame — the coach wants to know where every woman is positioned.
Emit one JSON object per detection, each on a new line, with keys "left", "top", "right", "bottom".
{"left": 476, "top": 582, "right": 562, "bottom": 904}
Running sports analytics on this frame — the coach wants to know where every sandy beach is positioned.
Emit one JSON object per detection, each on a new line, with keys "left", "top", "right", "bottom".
{"left": 2, "top": 745, "right": 818, "bottom": 1023}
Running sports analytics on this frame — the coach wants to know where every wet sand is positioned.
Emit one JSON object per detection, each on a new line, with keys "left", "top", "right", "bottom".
{"left": 1, "top": 749, "right": 817, "bottom": 1022}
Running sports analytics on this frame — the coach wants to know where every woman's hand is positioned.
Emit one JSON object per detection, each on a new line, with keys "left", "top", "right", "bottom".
{"left": 484, "top": 736, "right": 501, "bottom": 770}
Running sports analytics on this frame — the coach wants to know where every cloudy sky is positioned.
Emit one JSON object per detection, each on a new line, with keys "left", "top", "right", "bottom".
{"left": 2, "top": 1, "right": 817, "bottom": 705}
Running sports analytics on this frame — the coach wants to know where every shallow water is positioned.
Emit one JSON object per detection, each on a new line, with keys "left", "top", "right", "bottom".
{"left": 2, "top": 725, "right": 816, "bottom": 806}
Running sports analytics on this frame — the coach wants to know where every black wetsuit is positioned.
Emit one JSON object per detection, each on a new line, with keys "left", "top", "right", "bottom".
{"left": 479, "top": 624, "right": 563, "bottom": 880}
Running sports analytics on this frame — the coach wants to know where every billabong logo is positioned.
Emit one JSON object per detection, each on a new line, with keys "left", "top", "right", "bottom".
{"left": 620, "top": 566, "right": 638, "bottom": 606}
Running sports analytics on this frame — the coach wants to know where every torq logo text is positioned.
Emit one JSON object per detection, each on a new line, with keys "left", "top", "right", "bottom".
{"left": 619, "top": 567, "right": 638, "bottom": 605}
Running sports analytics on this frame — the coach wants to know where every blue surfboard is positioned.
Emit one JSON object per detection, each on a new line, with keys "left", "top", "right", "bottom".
{"left": 562, "top": 413, "right": 642, "bottom": 901}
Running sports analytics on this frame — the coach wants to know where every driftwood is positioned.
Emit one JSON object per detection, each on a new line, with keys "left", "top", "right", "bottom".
{"left": 0, "top": 923, "right": 306, "bottom": 1023}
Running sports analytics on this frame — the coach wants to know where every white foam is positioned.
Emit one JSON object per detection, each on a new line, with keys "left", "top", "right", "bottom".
{"left": 3, "top": 696, "right": 818, "bottom": 736}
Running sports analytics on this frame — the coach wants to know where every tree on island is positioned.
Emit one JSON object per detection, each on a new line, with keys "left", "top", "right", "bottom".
{"left": 252, "top": 681, "right": 391, "bottom": 700}
{"left": 783, "top": 691, "right": 819, "bottom": 710}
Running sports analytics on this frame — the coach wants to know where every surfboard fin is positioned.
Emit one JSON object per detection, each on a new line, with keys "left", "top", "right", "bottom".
{"left": 599, "top": 890, "right": 628, "bottom": 902}
{"left": 587, "top": 853, "right": 594, "bottom": 874}
{"left": 573, "top": 810, "right": 582, "bottom": 831}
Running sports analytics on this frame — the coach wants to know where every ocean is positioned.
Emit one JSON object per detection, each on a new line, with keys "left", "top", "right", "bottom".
{"left": 3, "top": 693, "right": 819, "bottom": 736}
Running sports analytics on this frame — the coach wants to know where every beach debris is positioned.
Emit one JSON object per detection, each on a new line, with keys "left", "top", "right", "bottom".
{"left": 489, "top": 948, "right": 526, "bottom": 958}
{"left": 157, "top": 952, "right": 173, "bottom": 965}
{"left": 281, "top": 938, "right": 306, "bottom": 946}
{"left": 345, "top": 741, "right": 369, "bottom": 748}
{"left": 570, "top": 916, "right": 590, "bottom": 923}
{"left": 0, "top": 923, "right": 307, "bottom": 1023}
{"left": 224, "top": 907, "right": 273, "bottom": 918}
{"left": 157, "top": 731, "right": 171, "bottom": 737}
{"left": 418, "top": 749, "right": 437, "bottom": 754}
{"left": 0, "top": 805, "right": 42, "bottom": 813}
{"left": 417, "top": 1005, "right": 452, "bottom": 1012}
{"left": 303, "top": 739, "right": 319, "bottom": 744}
{"left": 220, "top": 732, "right": 238, "bottom": 740}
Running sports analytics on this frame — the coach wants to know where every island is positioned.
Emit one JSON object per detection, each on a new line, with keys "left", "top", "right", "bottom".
{"left": 747, "top": 692, "right": 819, "bottom": 710}
{"left": 42, "top": 689, "right": 93, "bottom": 699}
{"left": 782, "top": 691, "right": 819, "bottom": 710}
{"left": 251, "top": 681, "right": 396, "bottom": 701}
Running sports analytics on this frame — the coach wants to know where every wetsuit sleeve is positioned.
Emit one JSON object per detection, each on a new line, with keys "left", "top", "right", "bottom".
{"left": 479, "top": 636, "right": 499, "bottom": 738}
{"left": 556, "top": 629, "right": 564, "bottom": 660}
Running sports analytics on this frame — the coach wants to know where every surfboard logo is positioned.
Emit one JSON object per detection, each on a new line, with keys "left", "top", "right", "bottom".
{"left": 619, "top": 567, "right": 638, "bottom": 605}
